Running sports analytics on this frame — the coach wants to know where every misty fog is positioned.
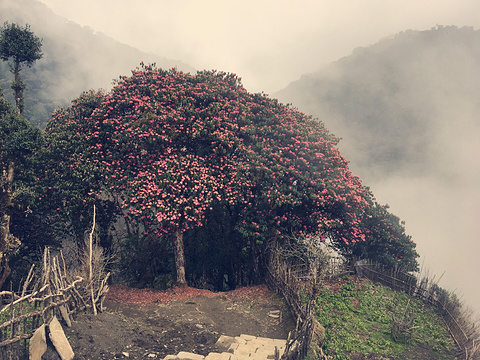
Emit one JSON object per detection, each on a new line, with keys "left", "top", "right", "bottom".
{"left": 37, "top": 0, "right": 480, "bottom": 94}
{"left": 0, "top": 0, "right": 194, "bottom": 126}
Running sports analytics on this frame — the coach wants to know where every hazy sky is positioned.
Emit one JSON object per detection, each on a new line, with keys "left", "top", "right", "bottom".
{"left": 37, "top": 0, "right": 480, "bottom": 94}
{"left": 34, "top": 0, "right": 480, "bottom": 312}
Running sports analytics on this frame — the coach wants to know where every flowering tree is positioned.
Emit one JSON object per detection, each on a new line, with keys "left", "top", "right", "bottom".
{"left": 232, "top": 93, "right": 369, "bottom": 245}
{"left": 46, "top": 67, "right": 251, "bottom": 284}
{"left": 45, "top": 65, "right": 410, "bottom": 285}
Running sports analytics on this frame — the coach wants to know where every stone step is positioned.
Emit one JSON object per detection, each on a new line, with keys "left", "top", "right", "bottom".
{"left": 205, "top": 352, "right": 239, "bottom": 360}
{"left": 162, "top": 334, "right": 286, "bottom": 360}
{"left": 163, "top": 351, "right": 206, "bottom": 360}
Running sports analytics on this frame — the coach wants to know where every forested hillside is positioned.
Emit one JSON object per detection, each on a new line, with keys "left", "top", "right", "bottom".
{"left": 0, "top": 0, "right": 194, "bottom": 127}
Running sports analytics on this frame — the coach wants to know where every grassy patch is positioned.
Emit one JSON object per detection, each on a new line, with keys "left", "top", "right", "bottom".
{"left": 314, "top": 276, "right": 456, "bottom": 359}
{"left": 0, "top": 299, "right": 38, "bottom": 339}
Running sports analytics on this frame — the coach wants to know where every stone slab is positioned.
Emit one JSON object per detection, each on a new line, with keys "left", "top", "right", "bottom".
{"left": 233, "top": 346, "right": 252, "bottom": 357}
{"left": 48, "top": 316, "right": 74, "bottom": 360}
{"left": 170, "top": 334, "right": 287, "bottom": 360}
{"left": 227, "top": 342, "right": 239, "bottom": 353}
{"left": 59, "top": 305, "right": 72, "bottom": 328}
{"left": 215, "top": 335, "right": 235, "bottom": 347}
{"left": 239, "top": 334, "right": 256, "bottom": 341}
{"left": 204, "top": 352, "right": 233, "bottom": 360}
{"left": 29, "top": 324, "right": 47, "bottom": 360}
{"left": 176, "top": 351, "right": 205, "bottom": 360}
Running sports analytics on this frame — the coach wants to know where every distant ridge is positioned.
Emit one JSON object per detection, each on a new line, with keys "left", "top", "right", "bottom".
{"left": 275, "top": 25, "right": 480, "bottom": 183}
{"left": 0, "top": 0, "right": 195, "bottom": 127}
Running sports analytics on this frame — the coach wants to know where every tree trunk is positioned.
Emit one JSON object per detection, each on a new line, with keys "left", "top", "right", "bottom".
{"left": 13, "top": 61, "right": 22, "bottom": 114}
{"left": 0, "top": 258, "right": 11, "bottom": 290}
{"left": 251, "top": 239, "right": 265, "bottom": 284}
{"left": 172, "top": 229, "right": 187, "bottom": 285}
{"left": 0, "top": 212, "right": 11, "bottom": 258}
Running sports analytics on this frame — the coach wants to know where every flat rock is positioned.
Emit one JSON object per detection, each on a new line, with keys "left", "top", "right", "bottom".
{"left": 48, "top": 316, "right": 74, "bottom": 360}
{"left": 29, "top": 324, "right": 47, "bottom": 360}
{"left": 59, "top": 305, "right": 72, "bottom": 328}
{"left": 204, "top": 353, "right": 235, "bottom": 360}
{"left": 166, "top": 334, "right": 287, "bottom": 360}
{"left": 176, "top": 351, "right": 205, "bottom": 360}
{"left": 215, "top": 335, "right": 235, "bottom": 351}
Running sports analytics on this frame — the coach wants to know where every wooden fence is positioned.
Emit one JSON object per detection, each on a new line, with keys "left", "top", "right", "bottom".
{"left": 356, "top": 260, "right": 479, "bottom": 360}
{"left": 266, "top": 261, "right": 315, "bottom": 360}
{"left": 0, "top": 246, "right": 109, "bottom": 359}
{"left": 265, "top": 239, "right": 350, "bottom": 360}
{"left": 267, "top": 250, "right": 479, "bottom": 360}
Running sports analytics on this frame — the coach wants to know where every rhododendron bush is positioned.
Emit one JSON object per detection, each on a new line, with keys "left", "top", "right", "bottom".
{"left": 43, "top": 64, "right": 418, "bottom": 286}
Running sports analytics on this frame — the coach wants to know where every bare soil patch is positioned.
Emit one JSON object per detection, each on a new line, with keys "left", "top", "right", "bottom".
{"left": 42, "top": 284, "right": 294, "bottom": 360}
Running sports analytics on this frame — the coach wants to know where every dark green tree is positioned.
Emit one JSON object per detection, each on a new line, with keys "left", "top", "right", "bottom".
{"left": 349, "top": 202, "right": 419, "bottom": 271}
{"left": 0, "top": 91, "right": 42, "bottom": 289}
{"left": 39, "top": 90, "right": 120, "bottom": 248}
{"left": 0, "top": 22, "right": 43, "bottom": 114}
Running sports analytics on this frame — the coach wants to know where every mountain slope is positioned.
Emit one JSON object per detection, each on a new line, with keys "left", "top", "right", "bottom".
{"left": 276, "top": 25, "right": 480, "bottom": 183}
{"left": 0, "top": 0, "right": 195, "bottom": 127}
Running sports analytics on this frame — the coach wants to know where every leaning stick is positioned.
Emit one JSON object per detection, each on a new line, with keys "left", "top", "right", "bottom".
{"left": 89, "top": 205, "right": 97, "bottom": 315}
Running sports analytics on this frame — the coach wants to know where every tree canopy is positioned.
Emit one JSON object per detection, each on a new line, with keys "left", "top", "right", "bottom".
{"left": 0, "top": 90, "right": 42, "bottom": 288}
{"left": 0, "top": 22, "right": 43, "bottom": 67}
{"left": 43, "top": 65, "right": 418, "bottom": 286}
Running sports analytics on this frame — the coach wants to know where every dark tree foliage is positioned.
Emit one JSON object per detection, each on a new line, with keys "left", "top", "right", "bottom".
{"left": 349, "top": 202, "right": 419, "bottom": 271}
{"left": 39, "top": 90, "right": 120, "bottom": 247}
{"left": 0, "top": 91, "right": 42, "bottom": 289}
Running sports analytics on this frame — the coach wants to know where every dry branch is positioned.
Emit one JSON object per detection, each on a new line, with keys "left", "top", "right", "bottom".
{"left": 0, "top": 334, "right": 31, "bottom": 347}
{"left": 21, "top": 264, "right": 35, "bottom": 297}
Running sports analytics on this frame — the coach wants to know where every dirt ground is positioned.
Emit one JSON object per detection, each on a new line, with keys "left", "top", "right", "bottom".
{"left": 43, "top": 284, "right": 295, "bottom": 360}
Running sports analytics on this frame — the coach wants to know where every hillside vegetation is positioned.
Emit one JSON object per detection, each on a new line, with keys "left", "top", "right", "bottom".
{"left": 316, "top": 276, "right": 456, "bottom": 360}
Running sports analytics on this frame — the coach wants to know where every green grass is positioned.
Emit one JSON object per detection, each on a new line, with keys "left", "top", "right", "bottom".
{"left": 0, "top": 299, "right": 38, "bottom": 338}
{"left": 314, "top": 276, "right": 456, "bottom": 360}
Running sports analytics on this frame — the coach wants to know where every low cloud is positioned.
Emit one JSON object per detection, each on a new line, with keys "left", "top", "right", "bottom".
{"left": 37, "top": 0, "right": 480, "bottom": 93}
